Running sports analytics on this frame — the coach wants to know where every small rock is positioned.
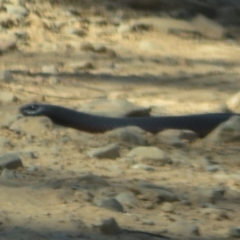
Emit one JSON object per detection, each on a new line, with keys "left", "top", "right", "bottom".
{"left": 78, "top": 173, "right": 109, "bottom": 187}
{"left": 132, "top": 163, "right": 155, "bottom": 171}
{"left": 106, "top": 126, "right": 147, "bottom": 146}
{"left": 115, "top": 191, "right": 138, "bottom": 208}
{"left": 189, "top": 188, "right": 224, "bottom": 205}
{"left": 80, "top": 41, "right": 94, "bottom": 51}
{"left": 4, "top": 4, "right": 28, "bottom": 17}
{"left": 139, "top": 188, "right": 178, "bottom": 203}
{"left": 191, "top": 14, "right": 225, "bottom": 39}
{"left": 201, "top": 208, "right": 229, "bottom": 220}
{"left": 229, "top": 227, "right": 240, "bottom": 238}
{"left": 127, "top": 147, "right": 172, "bottom": 166}
{"left": 93, "top": 44, "right": 107, "bottom": 53}
{"left": 87, "top": 143, "right": 120, "bottom": 159}
{"left": 206, "top": 165, "right": 221, "bottom": 172}
{"left": 94, "top": 198, "right": 124, "bottom": 212}
{"left": 0, "top": 169, "right": 17, "bottom": 180}
{"left": 63, "top": 27, "right": 86, "bottom": 37}
{"left": 0, "top": 153, "right": 23, "bottom": 170}
{"left": 142, "top": 219, "right": 155, "bottom": 225}
{"left": 167, "top": 221, "right": 199, "bottom": 236}
{"left": 161, "top": 202, "right": 175, "bottom": 213}
{"left": 157, "top": 129, "right": 198, "bottom": 147}
{"left": 0, "top": 34, "right": 17, "bottom": 54}
{"left": 41, "top": 65, "right": 58, "bottom": 74}
{"left": 206, "top": 116, "right": 240, "bottom": 143}
{"left": 0, "top": 70, "right": 15, "bottom": 83}
{"left": 227, "top": 91, "right": 240, "bottom": 111}
{"left": 98, "top": 218, "right": 122, "bottom": 235}
{"left": 0, "top": 136, "right": 12, "bottom": 149}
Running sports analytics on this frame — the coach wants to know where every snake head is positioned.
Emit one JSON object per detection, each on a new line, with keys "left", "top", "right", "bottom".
{"left": 19, "top": 103, "right": 44, "bottom": 116}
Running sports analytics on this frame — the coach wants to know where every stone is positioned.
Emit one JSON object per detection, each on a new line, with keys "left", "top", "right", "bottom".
{"left": 127, "top": 147, "right": 172, "bottom": 166}
{"left": 98, "top": 218, "right": 122, "bottom": 235}
{"left": 0, "top": 153, "right": 23, "bottom": 170}
{"left": 167, "top": 221, "right": 199, "bottom": 236}
{"left": 87, "top": 143, "right": 120, "bottom": 159}
{"left": 94, "top": 198, "right": 124, "bottom": 213}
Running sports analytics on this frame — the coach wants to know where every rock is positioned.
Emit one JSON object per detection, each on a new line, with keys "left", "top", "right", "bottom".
{"left": 4, "top": 4, "right": 28, "bottom": 17}
{"left": 63, "top": 27, "right": 86, "bottom": 37}
{"left": 0, "top": 12, "right": 22, "bottom": 28}
{"left": 0, "top": 34, "right": 18, "bottom": 54}
{"left": 80, "top": 41, "right": 94, "bottom": 51}
{"left": 87, "top": 143, "right": 120, "bottom": 159}
{"left": 0, "top": 136, "right": 12, "bottom": 149}
{"left": 227, "top": 91, "right": 240, "bottom": 112}
{"left": 201, "top": 208, "right": 229, "bottom": 220}
{"left": 206, "top": 165, "right": 221, "bottom": 172}
{"left": 191, "top": 14, "right": 225, "bottom": 39}
{"left": 0, "top": 153, "right": 23, "bottom": 170}
{"left": 127, "top": 147, "right": 172, "bottom": 166}
{"left": 167, "top": 221, "right": 199, "bottom": 236}
{"left": 94, "top": 198, "right": 124, "bottom": 212}
{"left": 0, "top": 91, "right": 17, "bottom": 103}
{"left": 0, "top": 168, "right": 17, "bottom": 180}
{"left": 66, "top": 61, "right": 94, "bottom": 71}
{"left": 161, "top": 202, "right": 175, "bottom": 213}
{"left": 79, "top": 99, "right": 151, "bottom": 118}
{"left": 195, "top": 155, "right": 222, "bottom": 172}
{"left": 142, "top": 219, "right": 155, "bottom": 225}
{"left": 9, "top": 116, "right": 53, "bottom": 136}
{"left": 98, "top": 218, "right": 122, "bottom": 235}
{"left": 41, "top": 65, "right": 58, "bottom": 74}
{"left": 115, "top": 191, "right": 138, "bottom": 208}
{"left": 139, "top": 188, "right": 178, "bottom": 203}
{"left": 205, "top": 116, "right": 240, "bottom": 143}
{"left": 157, "top": 129, "right": 198, "bottom": 147}
{"left": 132, "top": 163, "right": 155, "bottom": 171}
{"left": 229, "top": 227, "right": 240, "bottom": 238}
{"left": 106, "top": 127, "right": 147, "bottom": 146}
{"left": 189, "top": 188, "right": 224, "bottom": 205}
{"left": 78, "top": 173, "right": 109, "bottom": 187}
{"left": 0, "top": 70, "right": 15, "bottom": 83}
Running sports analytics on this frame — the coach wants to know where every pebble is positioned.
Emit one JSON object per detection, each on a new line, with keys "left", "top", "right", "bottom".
{"left": 229, "top": 227, "right": 240, "bottom": 238}
{"left": 0, "top": 70, "right": 15, "bottom": 83}
{"left": 98, "top": 218, "right": 122, "bottom": 235}
{"left": 206, "top": 116, "right": 240, "bottom": 143}
{"left": 106, "top": 127, "right": 147, "bottom": 146}
{"left": 94, "top": 197, "right": 124, "bottom": 213}
{"left": 0, "top": 33, "right": 17, "bottom": 52}
{"left": 87, "top": 143, "right": 120, "bottom": 159}
{"left": 115, "top": 191, "right": 138, "bottom": 208}
{"left": 167, "top": 221, "right": 200, "bottom": 236}
{"left": 4, "top": 4, "right": 28, "bottom": 17}
{"left": 127, "top": 146, "right": 172, "bottom": 166}
{"left": 0, "top": 153, "right": 23, "bottom": 170}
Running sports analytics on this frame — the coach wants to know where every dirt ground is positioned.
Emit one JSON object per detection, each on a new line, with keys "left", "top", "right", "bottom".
{"left": 1, "top": 1, "right": 240, "bottom": 240}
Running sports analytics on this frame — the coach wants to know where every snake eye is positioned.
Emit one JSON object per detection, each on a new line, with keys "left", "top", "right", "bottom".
{"left": 29, "top": 105, "right": 39, "bottom": 111}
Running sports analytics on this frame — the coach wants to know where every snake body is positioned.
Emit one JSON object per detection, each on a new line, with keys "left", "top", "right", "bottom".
{"left": 19, "top": 103, "right": 238, "bottom": 138}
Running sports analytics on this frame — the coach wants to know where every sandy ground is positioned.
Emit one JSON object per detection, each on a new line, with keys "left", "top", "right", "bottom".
{"left": 0, "top": 1, "right": 240, "bottom": 240}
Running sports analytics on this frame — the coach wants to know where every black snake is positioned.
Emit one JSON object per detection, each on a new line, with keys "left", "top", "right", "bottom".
{"left": 19, "top": 103, "right": 238, "bottom": 138}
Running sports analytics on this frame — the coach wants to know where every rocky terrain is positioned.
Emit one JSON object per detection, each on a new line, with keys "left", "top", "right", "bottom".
{"left": 1, "top": 0, "right": 240, "bottom": 239}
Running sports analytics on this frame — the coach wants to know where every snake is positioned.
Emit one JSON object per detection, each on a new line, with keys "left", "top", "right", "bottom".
{"left": 19, "top": 103, "right": 238, "bottom": 138}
